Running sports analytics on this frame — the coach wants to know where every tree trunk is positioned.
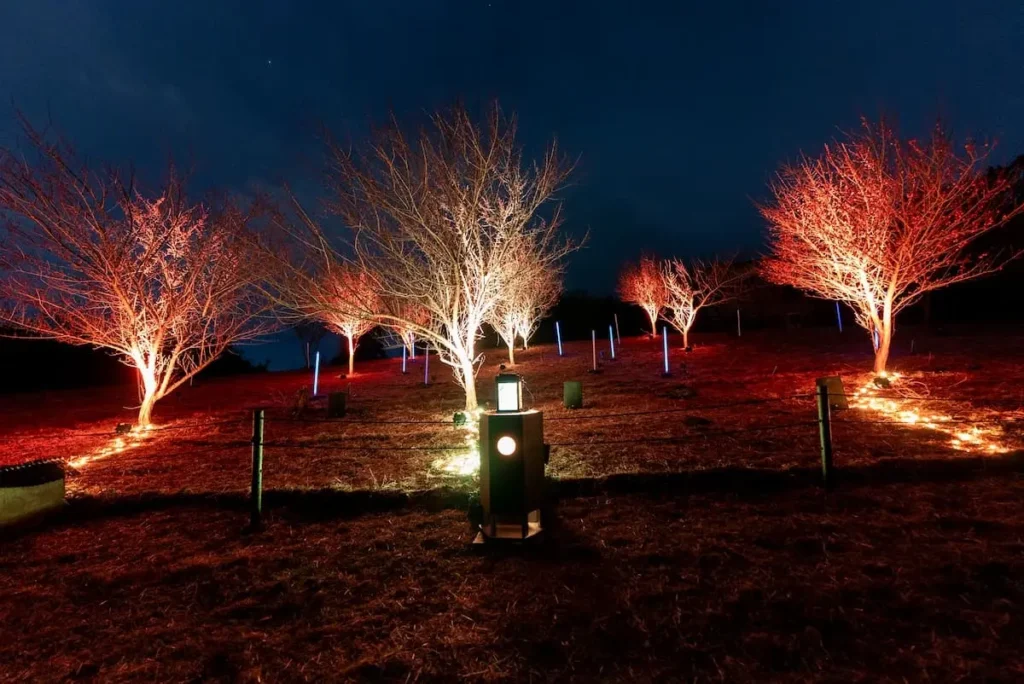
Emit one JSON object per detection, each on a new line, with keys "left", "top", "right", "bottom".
{"left": 409, "top": 335, "right": 416, "bottom": 360}
{"left": 873, "top": 319, "right": 893, "bottom": 374}
{"left": 137, "top": 387, "right": 158, "bottom": 427}
{"left": 647, "top": 310, "right": 658, "bottom": 337}
{"left": 507, "top": 342, "right": 515, "bottom": 365}
{"left": 457, "top": 354, "right": 478, "bottom": 411}
{"left": 683, "top": 329, "right": 689, "bottom": 349}
{"left": 135, "top": 362, "right": 160, "bottom": 426}
{"left": 347, "top": 334, "right": 356, "bottom": 377}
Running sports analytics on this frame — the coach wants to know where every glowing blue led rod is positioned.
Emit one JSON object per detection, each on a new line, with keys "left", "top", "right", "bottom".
{"left": 662, "top": 326, "right": 669, "bottom": 375}
{"left": 313, "top": 351, "right": 320, "bottom": 396}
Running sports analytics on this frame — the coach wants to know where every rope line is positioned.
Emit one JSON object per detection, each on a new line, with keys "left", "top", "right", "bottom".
{"left": 263, "top": 441, "right": 468, "bottom": 452}
{"left": 827, "top": 392, "right": 1016, "bottom": 404}
{"left": 547, "top": 421, "right": 820, "bottom": 447}
{"left": 0, "top": 418, "right": 248, "bottom": 442}
{"left": 545, "top": 395, "right": 814, "bottom": 421}
{"left": 832, "top": 418, "right": 1014, "bottom": 427}
{"left": 269, "top": 415, "right": 453, "bottom": 426}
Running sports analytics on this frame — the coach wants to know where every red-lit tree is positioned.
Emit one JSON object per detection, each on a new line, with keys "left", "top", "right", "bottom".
{"left": 0, "top": 125, "right": 273, "bottom": 425}
{"left": 320, "top": 267, "right": 381, "bottom": 377}
{"left": 661, "top": 257, "right": 744, "bottom": 349}
{"left": 618, "top": 256, "right": 666, "bottom": 337}
{"left": 761, "top": 120, "right": 1024, "bottom": 373}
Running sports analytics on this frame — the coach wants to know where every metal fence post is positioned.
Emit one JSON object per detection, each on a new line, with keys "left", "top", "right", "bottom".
{"left": 816, "top": 384, "right": 833, "bottom": 486}
{"left": 250, "top": 408, "right": 265, "bottom": 528}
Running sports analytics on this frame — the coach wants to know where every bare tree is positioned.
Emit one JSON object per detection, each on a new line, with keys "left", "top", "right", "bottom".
{"left": 761, "top": 119, "right": 1024, "bottom": 373}
{"left": 293, "top": 320, "right": 327, "bottom": 368}
{"left": 488, "top": 285, "right": 524, "bottom": 366}
{"left": 267, "top": 104, "right": 574, "bottom": 410}
{"left": 514, "top": 266, "right": 562, "bottom": 351}
{"left": 618, "top": 255, "right": 666, "bottom": 337}
{"left": 0, "top": 123, "right": 274, "bottom": 425}
{"left": 319, "top": 267, "right": 380, "bottom": 376}
{"left": 661, "top": 257, "right": 745, "bottom": 348}
{"left": 487, "top": 238, "right": 564, "bottom": 365}
{"left": 379, "top": 296, "right": 429, "bottom": 359}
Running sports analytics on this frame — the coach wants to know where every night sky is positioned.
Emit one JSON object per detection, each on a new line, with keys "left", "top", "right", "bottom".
{"left": 2, "top": 1, "right": 1022, "bottom": 368}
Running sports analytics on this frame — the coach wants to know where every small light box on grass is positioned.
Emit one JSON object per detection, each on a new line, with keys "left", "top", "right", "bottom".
{"left": 495, "top": 373, "right": 523, "bottom": 413}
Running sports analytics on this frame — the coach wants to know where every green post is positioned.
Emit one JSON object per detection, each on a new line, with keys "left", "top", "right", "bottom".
{"left": 816, "top": 383, "right": 833, "bottom": 486}
{"left": 563, "top": 381, "right": 583, "bottom": 409}
{"left": 250, "top": 408, "right": 264, "bottom": 528}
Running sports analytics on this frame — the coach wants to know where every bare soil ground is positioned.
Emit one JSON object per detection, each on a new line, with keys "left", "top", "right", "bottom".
{"left": 1, "top": 327, "right": 1024, "bottom": 682}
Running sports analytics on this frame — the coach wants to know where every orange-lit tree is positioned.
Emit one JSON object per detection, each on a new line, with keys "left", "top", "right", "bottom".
{"left": 761, "top": 120, "right": 1024, "bottom": 373}
{"left": 270, "top": 104, "right": 574, "bottom": 410}
{"left": 618, "top": 256, "right": 666, "bottom": 337}
{"left": 661, "top": 257, "right": 744, "bottom": 349}
{"left": 0, "top": 126, "right": 273, "bottom": 425}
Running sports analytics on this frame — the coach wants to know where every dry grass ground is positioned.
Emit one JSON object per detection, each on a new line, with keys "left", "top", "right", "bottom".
{"left": 2, "top": 476, "right": 1023, "bottom": 682}
{"left": 1, "top": 326, "right": 1021, "bottom": 497}
{"left": 1, "top": 327, "right": 1024, "bottom": 681}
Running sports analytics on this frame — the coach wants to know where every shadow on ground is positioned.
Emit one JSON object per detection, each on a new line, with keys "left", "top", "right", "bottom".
{"left": 8, "top": 450, "right": 1017, "bottom": 538}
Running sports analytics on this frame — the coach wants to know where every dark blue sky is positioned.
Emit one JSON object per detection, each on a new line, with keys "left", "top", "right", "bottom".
{"left": 2, "top": 1, "right": 1022, "bottom": 367}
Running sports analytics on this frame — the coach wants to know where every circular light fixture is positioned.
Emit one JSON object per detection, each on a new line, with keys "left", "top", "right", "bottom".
{"left": 496, "top": 435, "right": 518, "bottom": 457}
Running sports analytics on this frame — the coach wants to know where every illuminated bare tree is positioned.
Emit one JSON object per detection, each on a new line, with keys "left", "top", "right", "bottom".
{"left": 0, "top": 125, "right": 273, "bottom": 425}
{"left": 294, "top": 320, "right": 327, "bottom": 369}
{"left": 488, "top": 286, "right": 524, "bottom": 366}
{"left": 514, "top": 266, "right": 562, "bottom": 351}
{"left": 661, "top": 257, "right": 744, "bottom": 348}
{"left": 488, "top": 240, "right": 564, "bottom": 365}
{"left": 269, "top": 104, "right": 574, "bottom": 410}
{"left": 761, "top": 119, "right": 1024, "bottom": 373}
{"left": 379, "top": 296, "right": 429, "bottom": 359}
{"left": 618, "top": 255, "right": 666, "bottom": 337}
{"left": 319, "top": 267, "right": 380, "bottom": 376}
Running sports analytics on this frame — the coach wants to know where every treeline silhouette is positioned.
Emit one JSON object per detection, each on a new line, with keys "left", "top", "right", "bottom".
{"left": 0, "top": 333, "right": 268, "bottom": 395}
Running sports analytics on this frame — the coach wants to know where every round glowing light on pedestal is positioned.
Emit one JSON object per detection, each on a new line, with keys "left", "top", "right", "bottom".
{"left": 496, "top": 435, "right": 518, "bottom": 456}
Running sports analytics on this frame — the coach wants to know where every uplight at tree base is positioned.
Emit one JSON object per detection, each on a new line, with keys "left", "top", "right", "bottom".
{"left": 849, "top": 372, "right": 1011, "bottom": 455}
{"left": 430, "top": 407, "right": 484, "bottom": 477}
{"left": 68, "top": 425, "right": 153, "bottom": 470}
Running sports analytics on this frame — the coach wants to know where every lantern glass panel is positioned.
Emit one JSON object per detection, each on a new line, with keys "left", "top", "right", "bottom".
{"left": 497, "top": 379, "right": 520, "bottom": 412}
